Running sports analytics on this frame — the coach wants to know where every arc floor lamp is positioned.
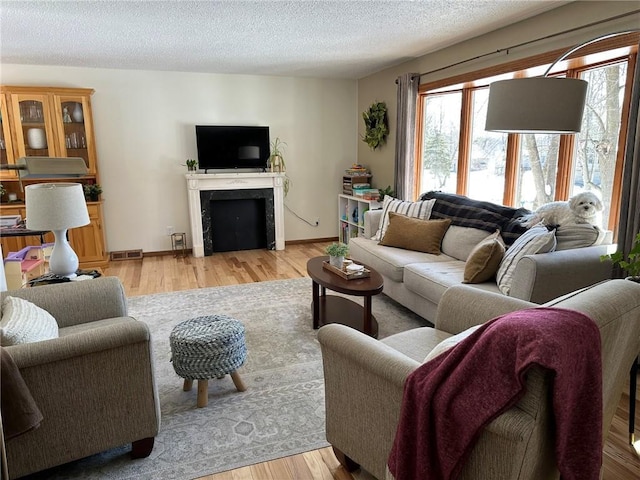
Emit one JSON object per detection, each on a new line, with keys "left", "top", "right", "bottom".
{"left": 486, "top": 29, "right": 640, "bottom": 452}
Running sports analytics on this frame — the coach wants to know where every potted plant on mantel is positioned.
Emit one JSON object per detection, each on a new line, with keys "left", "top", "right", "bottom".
{"left": 601, "top": 232, "right": 640, "bottom": 282}
{"left": 269, "top": 137, "right": 291, "bottom": 196}
{"left": 325, "top": 242, "right": 349, "bottom": 268}
{"left": 184, "top": 159, "right": 198, "bottom": 172}
{"left": 83, "top": 184, "right": 103, "bottom": 202}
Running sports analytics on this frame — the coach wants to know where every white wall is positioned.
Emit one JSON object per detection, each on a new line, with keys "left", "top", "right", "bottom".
{"left": 357, "top": 1, "right": 640, "bottom": 196}
{"left": 1, "top": 66, "right": 358, "bottom": 252}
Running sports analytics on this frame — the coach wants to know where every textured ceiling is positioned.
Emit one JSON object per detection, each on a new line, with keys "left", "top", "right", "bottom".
{"left": 0, "top": 0, "right": 568, "bottom": 79}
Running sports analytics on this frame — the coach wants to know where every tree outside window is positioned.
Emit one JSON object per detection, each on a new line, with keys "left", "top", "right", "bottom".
{"left": 516, "top": 133, "right": 559, "bottom": 210}
{"left": 571, "top": 61, "right": 627, "bottom": 228}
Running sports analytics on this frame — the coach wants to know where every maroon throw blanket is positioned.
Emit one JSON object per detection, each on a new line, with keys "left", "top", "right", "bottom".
{"left": 1, "top": 347, "right": 43, "bottom": 440}
{"left": 387, "top": 307, "right": 602, "bottom": 480}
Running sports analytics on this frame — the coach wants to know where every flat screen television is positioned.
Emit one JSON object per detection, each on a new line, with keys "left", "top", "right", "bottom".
{"left": 195, "top": 125, "right": 270, "bottom": 171}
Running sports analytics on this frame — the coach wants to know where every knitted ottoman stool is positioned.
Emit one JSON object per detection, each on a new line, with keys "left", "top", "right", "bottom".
{"left": 170, "top": 315, "right": 247, "bottom": 408}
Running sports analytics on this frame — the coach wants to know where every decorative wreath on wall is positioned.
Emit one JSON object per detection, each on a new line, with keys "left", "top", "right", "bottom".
{"left": 362, "top": 101, "right": 389, "bottom": 150}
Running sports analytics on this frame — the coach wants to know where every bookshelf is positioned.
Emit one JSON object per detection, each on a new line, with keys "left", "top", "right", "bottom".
{"left": 338, "top": 194, "right": 381, "bottom": 244}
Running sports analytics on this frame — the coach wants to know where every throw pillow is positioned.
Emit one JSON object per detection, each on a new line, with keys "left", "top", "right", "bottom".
{"left": 424, "top": 324, "right": 483, "bottom": 362}
{"left": 496, "top": 223, "right": 557, "bottom": 295}
{"left": 0, "top": 296, "right": 59, "bottom": 346}
{"left": 379, "top": 213, "right": 451, "bottom": 254}
{"left": 374, "top": 196, "right": 436, "bottom": 241}
{"left": 463, "top": 230, "right": 505, "bottom": 284}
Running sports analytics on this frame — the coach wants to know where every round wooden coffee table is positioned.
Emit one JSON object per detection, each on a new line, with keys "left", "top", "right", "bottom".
{"left": 306, "top": 256, "right": 384, "bottom": 338}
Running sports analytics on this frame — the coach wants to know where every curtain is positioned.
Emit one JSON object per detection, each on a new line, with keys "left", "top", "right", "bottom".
{"left": 394, "top": 73, "right": 420, "bottom": 200}
{"left": 615, "top": 45, "right": 640, "bottom": 278}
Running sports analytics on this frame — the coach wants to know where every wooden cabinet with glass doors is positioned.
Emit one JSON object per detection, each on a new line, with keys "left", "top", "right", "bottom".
{"left": 0, "top": 86, "right": 107, "bottom": 269}
{"left": 0, "top": 86, "right": 98, "bottom": 176}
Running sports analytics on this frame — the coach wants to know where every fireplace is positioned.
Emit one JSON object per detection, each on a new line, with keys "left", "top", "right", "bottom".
{"left": 186, "top": 172, "right": 286, "bottom": 257}
{"left": 201, "top": 188, "right": 275, "bottom": 254}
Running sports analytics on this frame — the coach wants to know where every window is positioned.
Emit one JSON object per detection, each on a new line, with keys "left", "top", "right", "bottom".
{"left": 516, "top": 133, "right": 560, "bottom": 210}
{"left": 415, "top": 37, "right": 638, "bottom": 233}
{"left": 419, "top": 91, "right": 461, "bottom": 194}
{"left": 467, "top": 88, "right": 507, "bottom": 205}
{"left": 570, "top": 61, "right": 628, "bottom": 228}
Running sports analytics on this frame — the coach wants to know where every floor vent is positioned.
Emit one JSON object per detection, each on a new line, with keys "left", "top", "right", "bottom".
{"left": 110, "top": 249, "right": 143, "bottom": 261}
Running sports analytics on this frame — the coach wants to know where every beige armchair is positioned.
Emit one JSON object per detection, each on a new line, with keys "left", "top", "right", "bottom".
{"left": 0, "top": 277, "right": 160, "bottom": 479}
{"left": 318, "top": 279, "right": 640, "bottom": 480}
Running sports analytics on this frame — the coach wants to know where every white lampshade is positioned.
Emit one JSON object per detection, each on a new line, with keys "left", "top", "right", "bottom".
{"left": 26, "top": 183, "right": 90, "bottom": 230}
{"left": 485, "top": 77, "right": 588, "bottom": 134}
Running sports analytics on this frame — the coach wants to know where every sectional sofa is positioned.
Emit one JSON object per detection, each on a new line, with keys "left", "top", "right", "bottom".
{"left": 349, "top": 192, "right": 613, "bottom": 322}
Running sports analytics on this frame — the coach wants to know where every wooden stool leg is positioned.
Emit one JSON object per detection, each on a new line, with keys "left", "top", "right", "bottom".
{"left": 183, "top": 379, "right": 193, "bottom": 391}
{"left": 197, "top": 379, "right": 209, "bottom": 408}
{"left": 230, "top": 371, "right": 246, "bottom": 392}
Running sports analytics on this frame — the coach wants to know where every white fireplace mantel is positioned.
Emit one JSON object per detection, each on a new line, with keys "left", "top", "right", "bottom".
{"left": 186, "top": 172, "right": 286, "bottom": 257}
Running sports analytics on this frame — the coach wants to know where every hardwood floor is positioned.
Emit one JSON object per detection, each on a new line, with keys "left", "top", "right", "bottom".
{"left": 104, "top": 243, "right": 328, "bottom": 297}
{"left": 103, "top": 244, "right": 640, "bottom": 480}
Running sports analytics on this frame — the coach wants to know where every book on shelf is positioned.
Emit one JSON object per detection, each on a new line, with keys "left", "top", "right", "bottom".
{"left": 340, "top": 222, "right": 350, "bottom": 243}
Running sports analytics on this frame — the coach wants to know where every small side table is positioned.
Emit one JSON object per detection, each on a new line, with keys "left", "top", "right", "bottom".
{"left": 171, "top": 232, "right": 187, "bottom": 258}
{"left": 306, "top": 256, "right": 383, "bottom": 338}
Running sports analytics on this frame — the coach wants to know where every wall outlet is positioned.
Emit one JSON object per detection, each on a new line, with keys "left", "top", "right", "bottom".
{"left": 166, "top": 226, "right": 175, "bottom": 235}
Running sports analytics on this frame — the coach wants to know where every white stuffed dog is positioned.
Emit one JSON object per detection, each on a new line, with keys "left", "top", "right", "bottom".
{"left": 523, "top": 191, "right": 603, "bottom": 228}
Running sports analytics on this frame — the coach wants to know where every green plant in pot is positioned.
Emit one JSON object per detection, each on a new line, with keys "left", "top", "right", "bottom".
{"left": 325, "top": 242, "right": 349, "bottom": 268}
{"left": 184, "top": 159, "right": 198, "bottom": 171}
{"left": 269, "top": 138, "right": 287, "bottom": 172}
{"left": 83, "top": 183, "right": 103, "bottom": 201}
{"left": 378, "top": 185, "right": 394, "bottom": 202}
{"left": 269, "top": 137, "right": 291, "bottom": 196}
{"left": 600, "top": 232, "right": 640, "bottom": 282}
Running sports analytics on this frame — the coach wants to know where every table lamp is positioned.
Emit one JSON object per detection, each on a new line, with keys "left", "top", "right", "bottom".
{"left": 25, "top": 183, "right": 90, "bottom": 278}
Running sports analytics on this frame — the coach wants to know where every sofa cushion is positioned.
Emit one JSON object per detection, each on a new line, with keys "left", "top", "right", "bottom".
{"left": 463, "top": 230, "right": 505, "bottom": 284}
{"left": 380, "top": 213, "right": 451, "bottom": 254}
{"left": 1, "top": 296, "right": 59, "bottom": 346}
{"left": 497, "top": 223, "right": 557, "bottom": 295}
{"left": 374, "top": 196, "right": 436, "bottom": 241}
{"left": 404, "top": 261, "right": 501, "bottom": 305}
{"left": 441, "top": 225, "right": 495, "bottom": 261}
{"left": 419, "top": 191, "right": 529, "bottom": 246}
{"left": 555, "top": 224, "right": 604, "bottom": 250}
{"left": 349, "top": 236, "right": 454, "bottom": 283}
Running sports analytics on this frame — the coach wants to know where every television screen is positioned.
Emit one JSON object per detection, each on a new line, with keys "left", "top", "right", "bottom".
{"left": 195, "top": 125, "right": 270, "bottom": 170}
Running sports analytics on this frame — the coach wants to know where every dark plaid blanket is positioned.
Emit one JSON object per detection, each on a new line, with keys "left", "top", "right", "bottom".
{"left": 419, "top": 191, "right": 530, "bottom": 246}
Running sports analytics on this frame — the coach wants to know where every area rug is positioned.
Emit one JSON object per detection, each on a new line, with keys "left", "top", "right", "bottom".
{"left": 31, "top": 277, "right": 428, "bottom": 479}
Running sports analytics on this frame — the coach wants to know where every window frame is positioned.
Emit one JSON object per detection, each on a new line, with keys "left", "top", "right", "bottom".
{"left": 414, "top": 34, "right": 639, "bottom": 234}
